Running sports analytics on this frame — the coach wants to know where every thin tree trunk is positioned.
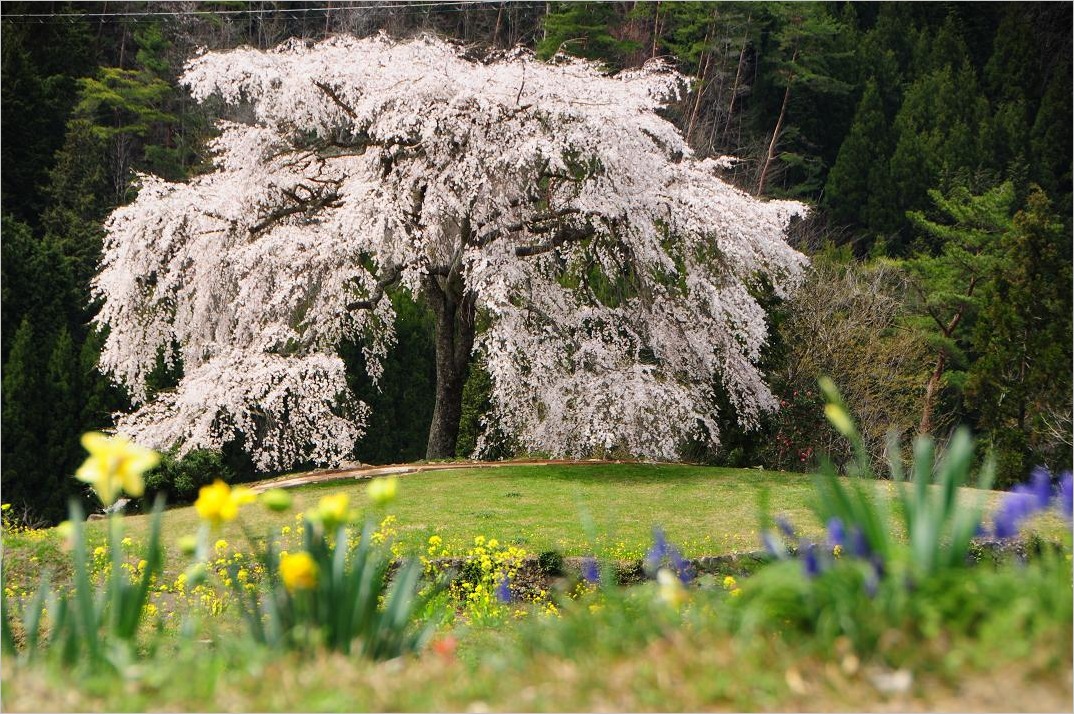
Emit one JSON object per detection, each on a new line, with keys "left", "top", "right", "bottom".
{"left": 917, "top": 291, "right": 973, "bottom": 436}
{"left": 685, "top": 16, "right": 714, "bottom": 146}
{"left": 718, "top": 13, "right": 751, "bottom": 148}
{"left": 424, "top": 273, "right": 476, "bottom": 459}
{"left": 492, "top": 2, "right": 503, "bottom": 47}
{"left": 919, "top": 352, "right": 946, "bottom": 436}
{"left": 757, "top": 50, "right": 796, "bottom": 196}
{"left": 651, "top": 1, "right": 662, "bottom": 58}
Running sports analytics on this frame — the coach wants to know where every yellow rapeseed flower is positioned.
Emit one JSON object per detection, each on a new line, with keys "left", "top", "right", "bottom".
{"left": 279, "top": 551, "right": 318, "bottom": 592}
{"left": 75, "top": 432, "right": 159, "bottom": 506}
{"left": 367, "top": 477, "right": 398, "bottom": 507}
{"left": 195, "top": 480, "right": 255, "bottom": 528}
{"left": 722, "top": 575, "right": 737, "bottom": 591}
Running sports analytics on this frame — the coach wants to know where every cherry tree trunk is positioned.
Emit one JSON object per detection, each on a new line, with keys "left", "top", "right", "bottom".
{"left": 424, "top": 273, "right": 476, "bottom": 459}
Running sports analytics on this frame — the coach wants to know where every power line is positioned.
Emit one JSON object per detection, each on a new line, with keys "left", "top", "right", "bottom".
{"left": 0, "top": 1, "right": 541, "bottom": 21}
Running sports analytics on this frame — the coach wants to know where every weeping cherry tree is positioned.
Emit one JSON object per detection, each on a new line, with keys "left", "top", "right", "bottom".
{"left": 95, "top": 34, "right": 807, "bottom": 469}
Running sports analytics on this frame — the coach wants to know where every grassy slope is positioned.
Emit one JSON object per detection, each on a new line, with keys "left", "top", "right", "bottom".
{"left": 3, "top": 462, "right": 1021, "bottom": 590}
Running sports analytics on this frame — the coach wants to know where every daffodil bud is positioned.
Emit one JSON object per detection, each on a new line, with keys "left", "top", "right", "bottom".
{"left": 260, "top": 488, "right": 293, "bottom": 512}
{"left": 367, "top": 477, "right": 398, "bottom": 507}
{"left": 824, "top": 403, "right": 856, "bottom": 438}
{"left": 178, "top": 534, "right": 198, "bottom": 556}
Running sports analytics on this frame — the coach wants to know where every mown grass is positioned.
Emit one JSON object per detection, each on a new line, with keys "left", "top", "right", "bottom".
{"left": 1, "top": 462, "right": 1050, "bottom": 592}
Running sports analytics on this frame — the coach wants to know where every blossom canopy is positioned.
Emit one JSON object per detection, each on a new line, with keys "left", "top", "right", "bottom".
{"left": 95, "top": 34, "right": 807, "bottom": 469}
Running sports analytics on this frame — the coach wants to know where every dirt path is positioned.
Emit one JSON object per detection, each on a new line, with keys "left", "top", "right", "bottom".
{"left": 246, "top": 458, "right": 641, "bottom": 493}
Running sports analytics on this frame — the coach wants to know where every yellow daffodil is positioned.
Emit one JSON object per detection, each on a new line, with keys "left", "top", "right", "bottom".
{"left": 194, "top": 480, "right": 255, "bottom": 528}
{"left": 279, "top": 551, "right": 318, "bottom": 592}
{"left": 75, "top": 432, "right": 159, "bottom": 506}
{"left": 314, "top": 493, "right": 350, "bottom": 530}
{"left": 367, "top": 477, "right": 398, "bottom": 507}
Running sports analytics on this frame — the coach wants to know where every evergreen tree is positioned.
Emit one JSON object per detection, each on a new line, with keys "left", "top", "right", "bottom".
{"left": 537, "top": 2, "right": 637, "bottom": 68}
{"left": 2, "top": 318, "right": 49, "bottom": 519}
{"left": 1030, "top": 59, "right": 1073, "bottom": 212}
{"left": 966, "top": 189, "right": 1073, "bottom": 484}
{"left": 823, "top": 79, "right": 898, "bottom": 235}
{"left": 752, "top": 2, "right": 853, "bottom": 197}
{"left": 905, "top": 182, "right": 1015, "bottom": 438}
{"left": 0, "top": 3, "right": 96, "bottom": 225}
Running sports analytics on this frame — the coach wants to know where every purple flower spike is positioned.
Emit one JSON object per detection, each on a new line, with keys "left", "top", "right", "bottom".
{"left": 1029, "top": 467, "right": 1053, "bottom": 509}
{"left": 849, "top": 527, "right": 871, "bottom": 559}
{"left": 802, "top": 544, "right": 821, "bottom": 578}
{"left": 668, "top": 545, "right": 694, "bottom": 584}
{"left": 645, "top": 527, "right": 669, "bottom": 573}
{"left": 776, "top": 517, "right": 797, "bottom": 540}
{"left": 761, "top": 530, "right": 783, "bottom": 558}
{"left": 827, "top": 517, "right": 845, "bottom": 548}
{"left": 495, "top": 573, "right": 512, "bottom": 604}
{"left": 581, "top": 557, "right": 599, "bottom": 585}
{"left": 993, "top": 492, "right": 1037, "bottom": 539}
{"left": 1058, "top": 472, "right": 1073, "bottom": 521}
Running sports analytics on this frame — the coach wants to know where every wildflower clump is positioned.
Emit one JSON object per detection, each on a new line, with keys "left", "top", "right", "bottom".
{"left": 454, "top": 536, "right": 529, "bottom": 624}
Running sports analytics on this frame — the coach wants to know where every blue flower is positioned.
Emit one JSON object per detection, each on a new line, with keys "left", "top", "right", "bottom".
{"left": 776, "top": 516, "right": 797, "bottom": 540}
{"left": 826, "top": 517, "right": 845, "bottom": 548}
{"left": 644, "top": 527, "right": 669, "bottom": 574}
{"left": 993, "top": 491, "right": 1038, "bottom": 539}
{"left": 581, "top": 557, "right": 599, "bottom": 585}
{"left": 645, "top": 527, "right": 693, "bottom": 583}
{"left": 1058, "top": 471, "right": 1072, "bottom": 521}
{"left": 761, "top": 530, "right": 785, "bottom": 559}
{"left": 849, "top": 527, "right": 871, "bottom": 559}
{"left": 802, "top": 544, "right": 821, "bottom": 578}
{"left": 1028, "top": 467, "right": 1053, "bottom": 509}
{"left": 495, "top": 573, "right": 512, "bottom": 604}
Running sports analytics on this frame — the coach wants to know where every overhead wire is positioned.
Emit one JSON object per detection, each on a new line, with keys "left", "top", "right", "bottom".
{"left": 1, "top": 2, "right": 547, "bottom": 24}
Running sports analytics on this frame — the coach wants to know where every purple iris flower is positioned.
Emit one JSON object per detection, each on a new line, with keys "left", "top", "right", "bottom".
{"left": 644, "top": 527, "right": 669, "bottom": 574}
{"left": 993, "top": 491, "right": 1038, "bottom": 539}
{"left": 827, "top": 517, "right": 845, "bottom": 548}
{"left": 1057, "top": 471, "right": 1072, "bottom": 520}
{"left": 581, "top": 557, "right": 600, "bottom": 585}
{"left": 802, "top": 544, "right": 821, "bottom": 578}
{"left": 761, "top": 530, "right": 783, "bottom": 558}
{"left": 645, "top": 527, "right": 692, "bottom": 582}
{"left": 1028, "top": 467, "right": 1053, "bottom": 509}
{"left": 849, "top": 527, "right": 871, "bottom": 559}
{"left": 495, "top": 573, "right": 512, "bottom": 604}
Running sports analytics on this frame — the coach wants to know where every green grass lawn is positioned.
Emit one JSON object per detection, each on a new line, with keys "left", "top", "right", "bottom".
{"left": 2, "top": 462, "right": 1034, "bottom": 592}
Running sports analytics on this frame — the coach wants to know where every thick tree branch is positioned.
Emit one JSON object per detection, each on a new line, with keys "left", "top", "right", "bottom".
{"left": 344, "top": 264, "right": 402, "bottom": 311}
{"left": 314, "top": 80, "right": 358, "bottom": 118}
{"left": 515, "top": 225, "right": 595, "bottom": 257}
{"left": 249, "top": 188, "right": 342, "bottom": 236}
